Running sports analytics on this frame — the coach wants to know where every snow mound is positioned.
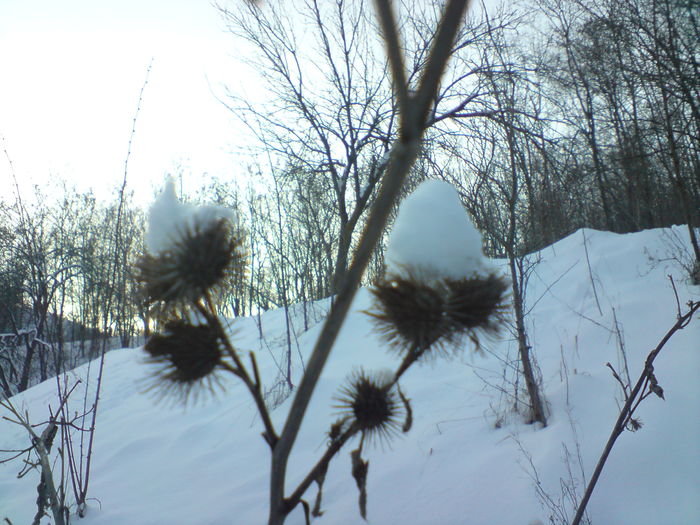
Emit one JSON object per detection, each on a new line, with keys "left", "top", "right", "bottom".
{"left": 386, "top": 179, "right": 486, "bottom": 279}
{"left": 1, "top": 226, "right": 698, "bottom": 525}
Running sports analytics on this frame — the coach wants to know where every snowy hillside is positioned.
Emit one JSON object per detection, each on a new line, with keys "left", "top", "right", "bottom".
{"left": 1, "top": 226, "right": 698, "bottom": 525}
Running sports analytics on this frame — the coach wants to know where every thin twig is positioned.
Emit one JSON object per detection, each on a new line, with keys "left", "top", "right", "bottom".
{"left": 581, "top": 230, "right": 603, "bottom": 317}
{"left": 411, "top": 0, "right": 473, "bottom": 129}
{"left": 669, "top": 275, "right": 681, "bottom": 317}
{"left": 571, "top": 300, "right": 700, "bottom": 525}
{"left": 200, "top": 300, "right": 279, "bottom": 448}
{"left": 78, "top": 351, "right": 106, "bottom": 511}
{"left": 0, "top": 397, "right": 67, "bottom": 525}
{"left": 373, "top": 0, "right": 409, "bottom": 115}
{"left": 102, "top": 57, "right": 153, "bottom": 362}
{"left": 605, "top": 362, "right": 628, "bottom": 401}
{"left": 285, "top": 422, "right": 361, "bottom": 513}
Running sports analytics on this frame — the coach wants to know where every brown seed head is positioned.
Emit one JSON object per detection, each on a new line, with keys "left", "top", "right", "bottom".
{"left": 143, "top": 320, "right": 224, "bottom": 402}
{"left": 335, "top": 370, "right": 402, "bottom": 444}
{"left": 368, "top": 269, "right": 509, "bottom": 357}
{"left": 445, "top": 273, "right": 509, "bottom": 334}
{"left": 134, "top": 218, "right": 246, "bottom": 309}
{"left": 368, "top": 273, "right": 452, "bottom": 356}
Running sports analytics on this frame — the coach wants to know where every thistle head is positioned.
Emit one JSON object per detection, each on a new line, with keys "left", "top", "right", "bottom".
{"left": 335, "top": 370, "right": 404, "bottom": 444}
{"left": 368, "top": 270, "right": 453, "bottom": 358}
{"left": 134, "top": 217, "right": 246, "bottom": 310}
{"left": 444, "top": 272, "right": 509, "bottom": 349}
{"left": 143, "top": 320, "right": 224, "bottom": 402}
{"left": 368, "top": 267, "right": 509, "bottom": 358}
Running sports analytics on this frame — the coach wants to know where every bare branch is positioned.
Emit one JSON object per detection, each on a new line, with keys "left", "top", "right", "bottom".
{"left": 374, "top": 0, "right": 410, "bottom": 114}
{"left": 571, "top": 299, "right": 700, "bottom": 525}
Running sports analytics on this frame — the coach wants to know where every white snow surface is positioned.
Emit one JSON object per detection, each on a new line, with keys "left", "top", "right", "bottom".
{"left": 386, "top": 180, "right": 487, "bottom": 279}
{"left": 146, "top": 176, "right": 235, "bottom": 254}
{"left": 1, "top": 226, "right": 699, "bottom": 525}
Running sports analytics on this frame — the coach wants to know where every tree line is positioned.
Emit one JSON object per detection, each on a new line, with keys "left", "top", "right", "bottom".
{"left": 1, "top": 0, "right": 697, "bottom": 396}
{"left": 221, "top": 0, "right": 698, "bottom": 297}
{"left": 0, "top": 184, "right": 144, "bottom": 396}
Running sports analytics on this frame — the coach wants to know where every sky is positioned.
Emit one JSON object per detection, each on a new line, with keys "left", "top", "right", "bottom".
{"left": 0, "top": 0, "right": 250, "bottom": 205}
{"left": 0, "top": 0, "right": 500, "bottom": 208}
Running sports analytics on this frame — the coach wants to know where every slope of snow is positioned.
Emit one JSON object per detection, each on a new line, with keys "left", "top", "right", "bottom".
{"left": 1, "top": 226, "right": 698, "bottom": 525}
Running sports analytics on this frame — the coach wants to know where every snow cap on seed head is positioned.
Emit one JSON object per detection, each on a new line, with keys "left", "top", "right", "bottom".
{"left": 146, "top": 176, "right": 236, "bottom": 255}
{"left": 136, "top": 177, "right": 245, "bottom": 308}
{"left": 386, "top": 180, "right": 487, "bottom": 280}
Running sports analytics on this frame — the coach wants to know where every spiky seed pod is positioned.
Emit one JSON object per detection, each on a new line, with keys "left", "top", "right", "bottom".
{"left": 143, "top": 320, "right": 224, "bottom": 401}
{"left": 134, "top": 218, "right": 246, "bottom": 309}
{"left": 368, "top": 273, "right": 453, "bottom": 357}
{"left": 368, "top": 268, "right": 509, "bottom": 360}
{"left": 444, "top": 273, "right": 509, "bottom": 342}
{"left": 335, "top": 370, "right": 402, "bottom": 444}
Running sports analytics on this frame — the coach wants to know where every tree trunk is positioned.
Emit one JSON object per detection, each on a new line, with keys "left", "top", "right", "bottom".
{"left": 509, "top": 256, "right": 547, "bottom": 426}
{"left": 331, "top": 223, "right": 353, "bottom": 296}
{"left": 18, "top": 342, "right": 35, "bottom": 393}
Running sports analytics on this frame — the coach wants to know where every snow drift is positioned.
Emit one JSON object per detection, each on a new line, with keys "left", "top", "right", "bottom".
{"left": 1, "top": 226, "right": 698, "bottom": 525}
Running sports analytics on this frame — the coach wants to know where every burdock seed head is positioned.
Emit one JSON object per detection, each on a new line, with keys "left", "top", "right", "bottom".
{"left": 335, "top": 370, "right": 403, "bottom": 444}
{"left": 143, "top": 319, "right": 224, "bottom": 402}
{"left": 367, "top": 267, "right": 510, "bottom": 359}
{"left": 368, "top": 272, "right": 453, "bottom": 357}
{"left": 134, "top": 217, "right": 246, "bottom": 308}
{"left": 444, "top": 273, "right": 509, "bottom": 337}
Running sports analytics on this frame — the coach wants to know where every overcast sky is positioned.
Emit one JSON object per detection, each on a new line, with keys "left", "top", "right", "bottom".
{"left": 1, "top": 0, "right": 250, "bottom": 205}
{"left": 1, "top": 1, "right": 498, "bottom": 208}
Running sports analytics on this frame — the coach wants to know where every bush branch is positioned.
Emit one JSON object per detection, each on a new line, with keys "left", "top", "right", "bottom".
{"left": 571, "top": 299, "right": 700, "bottom": 525}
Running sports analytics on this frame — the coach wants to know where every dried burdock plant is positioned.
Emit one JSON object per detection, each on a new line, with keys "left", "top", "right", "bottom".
{"left": 335, "top": 369, "right": 405, "bottom": 445}
{"left": 130, "top": 0, "right": 486, "bottom": 522}
{"left": 350, "top": 447, "right": 370, "bottom": 519}
{"left": 368, "top": 270, "right": 509, "bottom": 360}
{"left": 444, "top": 272, "right": 509, "bottom": 348}
{"left": 143, "top": 320, "right": 225, "bottom": 402}
{"left": 368, "top": 272, "right": 452, "bottom": 357}
{"left": 351, "top": 177, "right": 510, "bottom": 518}
{"left": 325, "top": 369, "right": 412, "bottom": 519}
{"left": 134, "top": 217, "right": 246, "bottom": 311}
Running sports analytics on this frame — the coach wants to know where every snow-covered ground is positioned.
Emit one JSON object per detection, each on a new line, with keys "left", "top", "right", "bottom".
{"left": 1, "top": 226, "right": 698, "bottom": 525}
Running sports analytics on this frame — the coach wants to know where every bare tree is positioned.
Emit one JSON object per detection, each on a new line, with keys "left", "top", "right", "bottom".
{"left": 218, "top": 0, "right": 519, "bottom": 295}
{"left": 0, "top": 186, "right": 83, "bottom": 392}
{"left": 532, "top": 0, "right": 699, "bottom": 261}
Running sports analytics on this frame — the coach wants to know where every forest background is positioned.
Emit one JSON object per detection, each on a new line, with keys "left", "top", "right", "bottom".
{"left": 0, "top": 0, "right": 698, "bottom": 398}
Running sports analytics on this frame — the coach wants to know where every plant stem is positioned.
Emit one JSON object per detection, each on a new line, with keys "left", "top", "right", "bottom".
{"left": 267, "top": 2, "right": 473, "bottom": 522}
{"left": 571, "top": 301, "right": 699, "bottom": 525}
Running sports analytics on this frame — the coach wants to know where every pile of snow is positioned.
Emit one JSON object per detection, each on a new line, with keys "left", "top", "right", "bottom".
{"left": 1, "top": 225, "right": 698, "bottom": 525}
{"left": 146, "top": 177, "right": 235, "bottom": 254}
{"left": 386, "top": 180, "right": 487, "bottom": 279}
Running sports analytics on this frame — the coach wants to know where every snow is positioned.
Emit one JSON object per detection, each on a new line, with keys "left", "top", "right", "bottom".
{"left": 385, "top": 180, "right": 487, "bottom": 279}
{"left": 145, "top": 176, "right": 235, "bottom": 254}
{"left": 1, "top": 226, "right": 699, "bottom": 525}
